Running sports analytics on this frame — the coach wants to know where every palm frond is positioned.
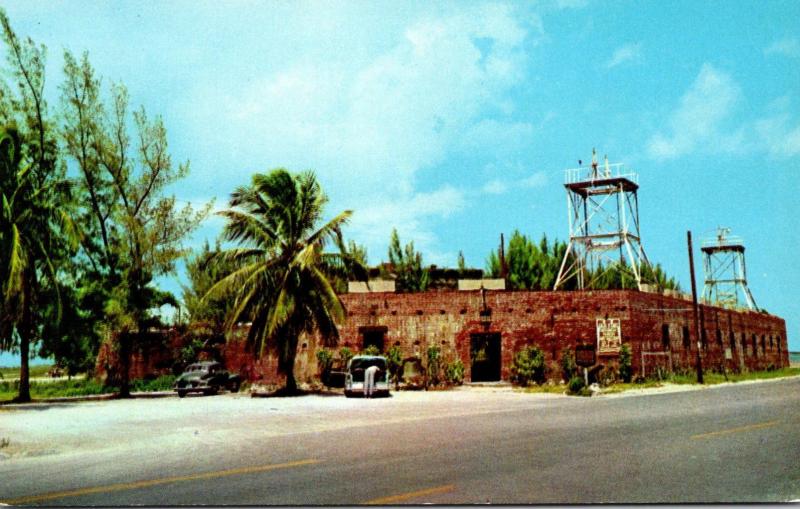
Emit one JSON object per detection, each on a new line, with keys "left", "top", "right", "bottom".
{"left": 4, "top": 224, "right": 26, "bottom": 299}
{"left": 202, "top": 261, "right": 266, "bottom": 304}
{"left": 217, "top": 209, "right": 278, "bottom": 248}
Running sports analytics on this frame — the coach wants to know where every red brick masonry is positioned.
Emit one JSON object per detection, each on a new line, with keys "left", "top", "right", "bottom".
{"left": 99, "top": 290, "right": 789, "bottom": 385}
{"left": 224, "top": 289, "right": 787, "bottom": 384}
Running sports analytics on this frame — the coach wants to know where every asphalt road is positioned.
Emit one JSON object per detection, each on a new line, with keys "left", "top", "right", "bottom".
{"left": 1, "top": 378, "right": 799, "bottom": 505}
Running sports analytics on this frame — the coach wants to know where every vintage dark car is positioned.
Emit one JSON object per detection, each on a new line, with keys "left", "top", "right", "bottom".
{"left": 321, "top": 358, "right": 348, "bottom": 388}
{"left": 174, "top": 361, "right": 241, "bottom": 397}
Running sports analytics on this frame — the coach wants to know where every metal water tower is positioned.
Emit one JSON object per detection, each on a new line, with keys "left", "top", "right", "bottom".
{"left": 553, "top": 149, "right": 653, "bottom": 291}
{"left": 701, "top": 227, "right": 757, "bottom": 310}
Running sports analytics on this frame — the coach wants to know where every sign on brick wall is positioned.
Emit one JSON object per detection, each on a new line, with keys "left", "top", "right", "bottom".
{"left": 596, "top": 318, "right": 621, "bottom": 354}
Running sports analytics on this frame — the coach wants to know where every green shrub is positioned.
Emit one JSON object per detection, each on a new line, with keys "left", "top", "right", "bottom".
{"left": 338, "top": 347, "right": 353, "bottom": 364}
{"left": 445, "top": 359, "right": 465, "bottom": 385}
{"left": 619, "top": 344, "right": 632, "bottom": 383}
{"left": 363, "top": 344, "right": 380, "bottom": 356}
{"left": 426, "top": 345, "right": 442, "bottom": 387}
{"left": 511, "top": 346, "right": 545, "bottom": 386}
{"left": 316, "top": 348, "right": 333, "bottom": 372}
{"left": 560, "top": 346, "right": 576, "bottom": 381}
{"left": 179, "top": 339, "right": 205, "bottom": 366}
{"left": 567, "top": 375, "right": 586, "bottom": 394}
{"left": 385, "top": 346, "right": 403, "bottom": 389}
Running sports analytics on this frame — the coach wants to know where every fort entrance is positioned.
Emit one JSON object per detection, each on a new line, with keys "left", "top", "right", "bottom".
{"left": 470, "top": 332, "right": 501, "bottom": 382}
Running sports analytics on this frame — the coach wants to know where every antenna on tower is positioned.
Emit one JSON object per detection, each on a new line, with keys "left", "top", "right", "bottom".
{"left": 701, "top": 227, "right": 757, "bottom": 310}
{"left": 553, "top": 150, "right": 653, "bottom": 291}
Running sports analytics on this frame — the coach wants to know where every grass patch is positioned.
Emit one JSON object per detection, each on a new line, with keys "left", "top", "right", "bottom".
{"left": 0, "top": 378, "right": 113, "bottom": 401}
{"left": 666, "top": 367, "right": 800, "bottom": 385}
{"left": 518, "top": 383, "right": 569, "bottom": 394}
{"left": 131, "top": 375, "right": 176, "bottom": 392}
{"left": 600, "top": 379, "right": 664, "bottom": 394}
{"left": 0, "top": 364, "right": 53, "bottom": 379}
{"left": 0, "top": 374, "right": 177, "bottom": 402}
{"left": 599, "top": 367, "right": 800, "bottom": 395}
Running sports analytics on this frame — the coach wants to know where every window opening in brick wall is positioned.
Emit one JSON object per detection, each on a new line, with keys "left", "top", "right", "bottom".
{"left": 682, "top": 326, "right": 690, "bottom": 349}
{"left": 752, "top": 334, "right": 757, "bottom": 357}
{"left": 729, "top": 331, "right": 736, "bottom": 352}
{"left": 359, "top": 326, "right": 387, "bottom": 353}
{"left": 661, "top": 324, "right": 670, "bottom": 349}
{"left": 769, "top": 335, "right": 773, "bottom": 350}
{"left": 761, "top": 335, "right": 766, "bottom": 355}
{"left": 716, "top": 329, "right": 722, "bottom": 347}
{"left": 778, "top": 337, "right": 782, "bottom": 355}
{"left": 701, "top": 328, "right": 707, "bottom": 349}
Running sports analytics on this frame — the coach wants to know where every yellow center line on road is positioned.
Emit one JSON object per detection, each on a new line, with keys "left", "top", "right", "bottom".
{"left": 363, "top": 484, "right": 456, "bottom": 505}
{"left": 2, "top": 458, "right": 321, "bottom": 505}
{"left": 690, "top": 420, "right": 780, "bottom": 440}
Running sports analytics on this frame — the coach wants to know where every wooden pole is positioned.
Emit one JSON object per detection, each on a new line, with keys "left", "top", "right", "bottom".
{"left": 687, "top": 231, "right": 704, "bottom": 384}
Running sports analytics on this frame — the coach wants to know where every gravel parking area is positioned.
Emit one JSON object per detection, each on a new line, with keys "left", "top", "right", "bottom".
{"left": 0, "top": 386, "right": 557, "bottom": 462}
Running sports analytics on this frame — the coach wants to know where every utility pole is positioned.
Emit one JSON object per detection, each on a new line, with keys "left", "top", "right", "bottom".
{"left": 687, "top": 231, "right": 704, "bottom": 384}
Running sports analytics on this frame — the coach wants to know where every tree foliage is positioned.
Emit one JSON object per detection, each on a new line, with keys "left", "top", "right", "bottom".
{"left": 205, "top": 169, "right": 364, "bottom": 393}
{"left": 60, "top": 49, "right": 209, "bottom": 396}
{"left": 486, "top": 231, "right": 573, "bottom": 290}
{"left": 0, "top": 10, "right": 78, "bottom": 401}
{"left": 181, "top": 240, "right": 238, "bottom": 332}
{"left": 386, "top": 228, "right": 429, "bottom": 292}
{"left": 487, "top": 230, "right": 679, "bottom": 292}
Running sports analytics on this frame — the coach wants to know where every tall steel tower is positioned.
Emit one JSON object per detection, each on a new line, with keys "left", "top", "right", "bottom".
{"left": 553, "top": 149, "right": 653, "bottom": 291}
{"left": 701, "top": 227, "right": 757, "bottom": 310}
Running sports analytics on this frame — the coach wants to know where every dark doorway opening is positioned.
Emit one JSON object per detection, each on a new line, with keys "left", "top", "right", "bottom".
{"left": 470, "top": 332, "right": 501, "bottom": 382}
{"left": 359, "top": 326, "right": 387, "bottom": 352}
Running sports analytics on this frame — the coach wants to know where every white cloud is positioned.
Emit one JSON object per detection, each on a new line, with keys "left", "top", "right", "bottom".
{"left": 606, "top": 42, "right": 642, "bottom": 69}
{"left": 479, "top": 170, "right": 546, "bottom": 197}
{"left": 178, "top": 3, "right": 535, "bottom": 262}
{"left": 520, "top": 171, "right": 548, "bottom": 188}
{"left": 646, "top": 64, "right": 741, "bottom": 159}
{"left": 482, "top": 179, "right": 509, "bottom": 195}
{"left": 347, "top": 186, "right": 466, "bottom": 265}
{"left": 764, "top": 37, "right": 800, "bottom": 58}
{"left": 755, "top": 113, "right": 800, "bottom": 158}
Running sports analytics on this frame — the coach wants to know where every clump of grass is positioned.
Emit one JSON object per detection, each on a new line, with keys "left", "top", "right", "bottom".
{"left": 519, "top": 383, "right": 567, "bottom": 395}
{"left": 131, "top": 375, "right": 176, "bottom": 392}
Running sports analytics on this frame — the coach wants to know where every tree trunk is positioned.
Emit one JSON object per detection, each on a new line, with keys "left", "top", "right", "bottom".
{"left": 284, "top": 369, "right": 298, "bottom": 394}
{"left": 280, "top": 335, "right": 299, "bottom": 394}
{"left": 16, "top": 327, "right": 31, "bottom": 403}
{"left": 15, "top": 276, "right": 32, "bottom": 403}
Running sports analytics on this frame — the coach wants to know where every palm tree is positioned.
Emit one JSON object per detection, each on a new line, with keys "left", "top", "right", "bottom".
{"left": 206, "top": 169, "right": 364, "bottom": 394}
{"left": 0, "top": 126, "right": 74, "bottom": 402}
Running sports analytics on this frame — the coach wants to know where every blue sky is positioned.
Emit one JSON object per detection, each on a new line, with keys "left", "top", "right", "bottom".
{"left": 1, "top": 0, "right": 798, "bottom": 366}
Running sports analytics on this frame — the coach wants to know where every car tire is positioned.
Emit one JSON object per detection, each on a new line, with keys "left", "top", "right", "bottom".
{"left": 229, "top": 381, "right": 240, "bottom": 393}
{"left": 206, "top": 387, "right": 218, "bottom": 396}
{"left": 177, "top": 390, "right": 187, "bottom": 398}
{"left": 344, "top": 390, "right": 353, "bottom": 398}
